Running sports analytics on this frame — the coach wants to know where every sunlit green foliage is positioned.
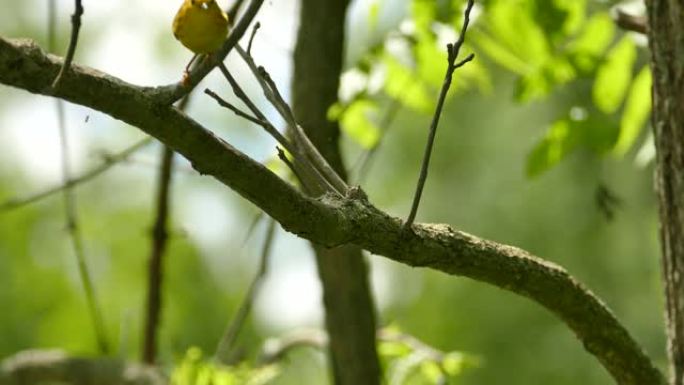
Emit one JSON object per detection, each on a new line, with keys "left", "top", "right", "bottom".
{"left": 378, "top": 326, "right": 479, "bottom": 385}
{"left": 615, "top": 66, "right": 652, "bottom": 155}
{"left": 172, "top": 347, "right": 281, "bottom": 385}
{"left": 336, "top": 0, "right": 651, "bottom": 175}
{"left": 592, "top": 37, "right": 637, "bottom": 114}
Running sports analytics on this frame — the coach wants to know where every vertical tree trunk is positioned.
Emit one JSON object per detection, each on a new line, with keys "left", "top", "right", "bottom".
{"left": 292, "top": 1, "right": 381, "bottom": 384}
{"left": 646, "top": 1, "right": 684, "bottom": 384}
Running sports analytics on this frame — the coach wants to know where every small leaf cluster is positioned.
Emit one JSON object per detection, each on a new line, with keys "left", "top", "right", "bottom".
{"left": 172, "top": 347, "right": 281, "bottom": 385}
{"left": 333, "top": 0, "right": 651, "bottom": 177}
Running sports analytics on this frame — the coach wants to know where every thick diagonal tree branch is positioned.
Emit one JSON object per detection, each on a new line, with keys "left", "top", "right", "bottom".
{"left": 0, "top": 37, "right": 665, "bottom": 385}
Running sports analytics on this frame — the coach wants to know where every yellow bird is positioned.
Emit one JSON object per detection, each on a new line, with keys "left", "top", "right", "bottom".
{"left": 173, "top": 0, "right": 229, "bottom": 72}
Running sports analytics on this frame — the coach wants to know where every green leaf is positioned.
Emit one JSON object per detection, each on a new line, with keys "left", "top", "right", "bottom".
{"left": 592, "top": 36, "right": 637, "bottom": 114}
{"left": 568, "top": 12, "right": 615, "bottom": 72}
{"left": 327, "top": 102, "right": 345, "bottom": 121}
{"left": 581, "top": 113, "right": 620, "bottom": 153}
{"left": 514, "top": 71, "right": 552, "bottom": 101}
{"left": 443, "top": 351, "right": 481, "bottom": 375}
{"left": 484, "top": 1, "right": 550, "bottom": 67}
{"left": 379, "top": 340, "right": 412, "bottom": 358}
{"left": 614, "top": 66, "right": 652, "bottom": 155}
{"left": 473, "top": 31, "right": 530, "bottom": 74}
{"left": 196, "top": 366, "right": 214, "bottom": 385}
{"left": 554, "top": 0, "right": 586, "bottom": 35}
{"left": 339, "top": 98, "right": 381, "bottom": 149}
{"left": 531, "top": 0, "right": 586, "bottom": 41}
{"left": 526, "top": 119, "right": 578, "bottom": 177}
{"left": 415, "top": 37, "right": 449, "bottom": 88}
{"left": 383, "top": 54, "right": 433, "bottom": 113}
{"left": 245, "top": 365, "right": 281, "bottom": 385}
{"left": 571, "top": 13, "right": 615, "bottom": 54}
{"left": 544, "top": 55, "right": 576, "bottom": 84}
{"left": 527, "top": 108, "right": 620, "bottom": 177}
{"left": 213, "top": 371, "right": 236, "bottom": 385}
{"left": 412, "top": 0, "right": 436, "bottom": 35}
{"left": 442, "top": 352, "right": 465, "bottom": 375}
{"left": 420, "top": 361, "right": 444, "bottom": 384}
{"left": 172, "top": 347, "right": 205, "bottom": 385}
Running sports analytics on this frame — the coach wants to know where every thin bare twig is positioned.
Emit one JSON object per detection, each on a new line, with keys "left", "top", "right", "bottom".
{"left": 0, "top": 138, "right": 153, "bottom": 212}
{"left": 48, "top": 1, "right": 107, "bottom": 353}
{"left": 258, "top": 329, "right": 328, "bottom": 365}
{"left": 142, "top": 94, "right": 192, "bottom": 364}
{"left": 56, "top": 101, "right": 109, "bottom": 354}
{"left": 227, "top": 0, "right": 248, "bottom": 23}
{"left": 241, "top": 211, "right": 265, "bottom": 247}
{"left": 262, "top": 73, "right": 349, "bottom": 194}
{"left": 205, "top": 88, "right": 267, "bottom": 127}
{"left": 215, "top": 62, "right": 294, "bottom": 154}
{"left": 404, "top": 0, "right": 476, "bottom": 229}
{"left": 353, "top": 97, "right": 402, "bottom": 184}
{"left": 142, "top": 146, "right": 175, "bottom": 364}
{"left": 247, "top": 22, "right": 260, "bottom": 55}
{"left": 215, "top": 61, "right": 331, "bottom": 194}
{"left": 216, "top": 63, "right": 266, "bottom": 120}
{"left": 52, "top": 0, "right": 83, "bottom": 90}
{"left": 215, "top": 219, "right": 277, "bottom": 364}
{"left": 614, "top": 9, "right": 647, "bottom": 34}
{"left": 276, "top": 147, "right": 321, "bottom": 194}
{"left": 234, "top": 45, "right": 348, "bottom": 194}
{"left": 48, "top": 0, "right": 57, "bottom": 52}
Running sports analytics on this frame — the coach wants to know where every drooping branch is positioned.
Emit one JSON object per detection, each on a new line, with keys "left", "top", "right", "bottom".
{"left": 0, "top": 37, "right": 665, "bottom": 385}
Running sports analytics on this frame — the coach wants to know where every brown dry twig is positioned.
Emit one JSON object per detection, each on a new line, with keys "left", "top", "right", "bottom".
{"left": 614, "top": 9, "right": 647, "bottom": 34}
{"left": 234, "top": 45, "right": 349, "bottom": 195}
{"left": 405, "top": 0, "right": 476, "bottom": 229}
{"left": 52, "top": 0, "right": 83, "bottom": 90}
{"left": 215, "top": 219, "right": 277, "bottom": 364}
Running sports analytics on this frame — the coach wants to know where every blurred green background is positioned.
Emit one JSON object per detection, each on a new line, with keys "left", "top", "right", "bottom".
{"left": 0, "top": 0, "right": 665, "bottom": 384}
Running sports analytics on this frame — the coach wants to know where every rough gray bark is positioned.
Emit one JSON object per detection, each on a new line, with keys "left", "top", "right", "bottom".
{"left": 0, "top": 350, "right": 165, "bottom": 385}
{"left": 0, "top": 37, "right": 665, "bottom": 385}
{"left": 645, "top": 1, "right": 684, "bottom": 384}
{"left": 291, "top": 0, "right": 381, "bottom": 384}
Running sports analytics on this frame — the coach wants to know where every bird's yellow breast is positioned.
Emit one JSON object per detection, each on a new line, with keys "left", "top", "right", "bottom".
{"left": 173, "top": 0, "right": 229, "bottom": 54}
